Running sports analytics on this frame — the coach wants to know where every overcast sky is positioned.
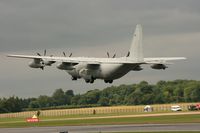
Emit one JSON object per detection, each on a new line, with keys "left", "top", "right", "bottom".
{"left": 0, "top": 0, "right": 200, "bottom": 98}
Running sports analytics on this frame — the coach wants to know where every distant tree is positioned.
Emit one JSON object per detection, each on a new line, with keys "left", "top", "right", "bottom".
{"left": 65, "top": 90, "right": 74, "bottom": 97}
{"left": 152, "top": 87, "right": 164, "bottom": 104}
{"left": 71, "top": 95, "right": 81, "bottom": 105}
{"left": 83, "top": 89, "right": 100, "bottom": 104}
{"left": 190, "top": 85, "right": 200, "bottom": 102}
{"left": 2, "top": 80, "right": 200, "bottom": 113}
{"left": 3, "top": 96, "right": 22, "bottom": 112}
{"left": 29, "top": 100, "right": 40, "bottom": 109}
{"left": 65, "top": 90, "right": 74, "bottom": 105}
{"left": 37, "top": 95, "right": 52, "bottom": 107}
{"left": 109, "top": 94, "right": 123, "bottom": 105}
{"left": 98, "top": 97, "right": 109, "bottom": 106}
{"left": 52, "top": 88, "right": 66, "bottom": 106}
{"left": 126, "top": 91, "right": 143, "bottom": 105}
{"left": 157, "top": 80, "right": 166, "bottom": 87}
{"left": 0, "top": 98, "right": 8, "bottom": 113}
{"left": 184, "top": 87, "right": 193, "bottom": 102}
{"left": 78, "top": 96, "right": 87, "bottom": 105}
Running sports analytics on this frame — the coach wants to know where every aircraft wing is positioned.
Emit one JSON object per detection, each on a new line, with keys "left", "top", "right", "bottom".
{"left": 7, "top": 55, "right": 186, "bottom": 65}
{"left": 7, "top": 54, "right": 141, "bottom": 64}
{"left": 144, "top": 57, "right": 187, "bottom": 64}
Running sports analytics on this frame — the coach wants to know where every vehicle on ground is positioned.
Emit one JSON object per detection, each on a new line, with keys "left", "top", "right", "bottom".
{"left": 188, "top": 103, "right": 200, "bottom": 111}
{"left": 144, "top": 105, "right": 153, "bottom": 112}
{"left": 171, "top": 105, "right": 182, "bottom": 111}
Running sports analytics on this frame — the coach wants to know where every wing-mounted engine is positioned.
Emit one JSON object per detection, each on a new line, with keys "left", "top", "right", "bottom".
{"left": 37, "top": 50, "right": 55, "bottom": 66}
{"left": 151, "top": 64, "right": 168, "bottom": 70}
{"left": 57, "top": 62, "right": 78, "bottom": 70}
{"left": 29, "top": 58, "right": 44, "bottom": 69}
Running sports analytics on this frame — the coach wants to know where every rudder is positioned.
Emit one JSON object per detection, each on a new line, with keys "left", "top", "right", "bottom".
{"left": 129, "top": 24, "right": 143, "bottom": 62}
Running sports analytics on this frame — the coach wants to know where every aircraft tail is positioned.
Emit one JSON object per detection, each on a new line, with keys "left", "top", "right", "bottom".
{"left": 129, "top": 24, "right": 143, "bottom": 62}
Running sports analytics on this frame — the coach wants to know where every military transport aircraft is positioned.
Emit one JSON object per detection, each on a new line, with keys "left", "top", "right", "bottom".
{"left": 7, "top": 24, "right": 186, "bottom": 84}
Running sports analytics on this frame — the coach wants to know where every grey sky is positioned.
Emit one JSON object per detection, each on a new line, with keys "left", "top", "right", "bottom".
{"left": 0, "top": 0, "right": 199, "bottom": 97}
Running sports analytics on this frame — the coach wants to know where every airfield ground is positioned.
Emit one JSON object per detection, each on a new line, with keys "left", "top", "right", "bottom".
{"left": 109, "top": 131, "right": 200, "bottom": 133}
{"left": 1, "top": 104, "right": 200, "bottom": 132}
{"left": 0, "top": 111, "right": 200, "bottom": 128}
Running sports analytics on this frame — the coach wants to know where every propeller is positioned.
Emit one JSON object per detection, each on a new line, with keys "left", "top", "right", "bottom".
{"left": 63, "top": 52, "right": 66, "bottom": 57}
{"left": 69, "top": 53, "right": 72, "bottom": 57}
{"left": 107, "top": 52, "right": 116, "bottom": 58}
{"left": 37, "top": 53, "right": 41, "bottom": 56}
{"left": 63, "top": 52, "right": 72, "bottom": 57}
{"left": 36, "top": 50, "right": 53, "bottom": 70}
{"left": 44, "top": 49, "right": 46, "bottom": 56}
{"left": 126, "top": 51, "right": 130, "bottom": 57}
{"left": 107, "top": 52, "right": 110, "bottom": 58}
{"left": 37, "top": 49, "right": 46, "bottom": 56}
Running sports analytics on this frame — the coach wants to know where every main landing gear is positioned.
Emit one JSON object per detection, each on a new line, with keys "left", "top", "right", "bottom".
{"left": 85, "top": 79, "right": 94, "bottom": 84}
{"left": 85, "top": 79, "right": 113, "bottom": 84}
{"left": 104, "top": 80, "right": 113, "bottom": 84}
{"left": 85, "top": 77, "right": 95, "bottom": 84}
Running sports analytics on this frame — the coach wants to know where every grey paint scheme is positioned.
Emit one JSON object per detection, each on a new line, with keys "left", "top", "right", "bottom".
{"left": 65, "top": 25, "right": 144, "bottom": 82}
{"left": 7, "top": 24, "right": 186, "bottom": 84}
{"left": 67, "top": 63, "right": 137, "bottom": 80}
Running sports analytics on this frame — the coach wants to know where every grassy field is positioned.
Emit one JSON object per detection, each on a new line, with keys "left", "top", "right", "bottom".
{"left": 0, "top": 112, "right": 200, "bottom": 128}
{"left": 0, "top": 103, "right": 195, "bottom": 118}
{"left": 0, "top": 111, "right": 175, "bottom": 123}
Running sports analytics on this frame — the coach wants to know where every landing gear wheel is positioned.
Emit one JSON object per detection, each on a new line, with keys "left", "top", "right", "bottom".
{"left": 85, "top": 79, "right": 90, "bottom": 83}
{"left": 104, "top": 80, "right": 113, "bottom": 83}
{"left": 108, "top": 80, "right": 113, "bottom": 83}
{"left": 71, "top": 77, "right": 77, "bottom": 80}
{"left": 104, "top": 80, "right": 108, "bottom": 83}
{"left": 90, "top": 80, "right": 94, "bottom": 84}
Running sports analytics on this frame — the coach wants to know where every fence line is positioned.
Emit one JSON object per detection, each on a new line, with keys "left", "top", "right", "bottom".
{"left": 0, "top": 103, "right": 197, "bottom": 118}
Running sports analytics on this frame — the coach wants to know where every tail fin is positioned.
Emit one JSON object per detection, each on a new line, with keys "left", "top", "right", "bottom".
{"left": 129, "top": 24, "right": 143, "bottom": 62}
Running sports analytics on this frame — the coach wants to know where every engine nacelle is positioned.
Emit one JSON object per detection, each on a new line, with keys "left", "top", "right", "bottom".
{"left": 57, "top": 63, "right": 75, "bottom": 70}
{"left": 151, "top": 64, "right": 167, "bottom": 70}
{"left": 29, "top": 60, "right": 43, "bottom": 69}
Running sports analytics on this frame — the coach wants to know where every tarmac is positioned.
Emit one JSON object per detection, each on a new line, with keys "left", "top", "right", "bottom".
{"left": 1, "top": 123, "right": 200, "bottom": 133}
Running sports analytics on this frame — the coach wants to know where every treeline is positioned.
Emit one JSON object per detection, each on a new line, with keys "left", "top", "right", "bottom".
{"left": 1, "top": 80, "right": 200, "bottom": 113}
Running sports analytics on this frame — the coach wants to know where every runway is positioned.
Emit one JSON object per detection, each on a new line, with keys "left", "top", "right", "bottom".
{"left": 1, "top": 123, "right": 200, "bottom": 133}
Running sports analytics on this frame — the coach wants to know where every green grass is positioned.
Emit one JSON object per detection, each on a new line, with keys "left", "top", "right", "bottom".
{"left": 0, "top": 113, "right": 200, "bottom": 128}
{"left": 0, "top": 111, "right": 173, "bottom": 122}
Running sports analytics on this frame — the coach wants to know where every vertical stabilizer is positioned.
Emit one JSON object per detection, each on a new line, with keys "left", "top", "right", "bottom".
{"left": 129, "top": 24, "right": 143, "bottom": 62}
